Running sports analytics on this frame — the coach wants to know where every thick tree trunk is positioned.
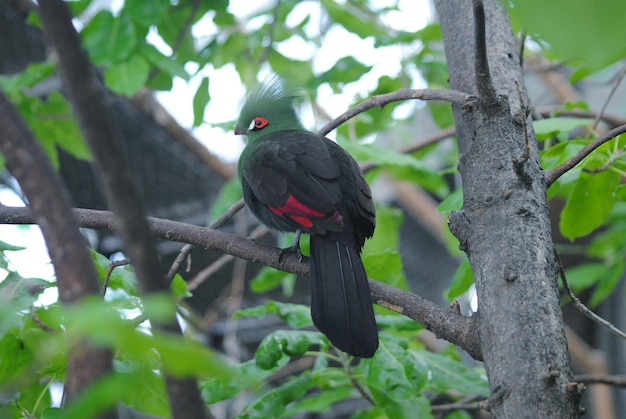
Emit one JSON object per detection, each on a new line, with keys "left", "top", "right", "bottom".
{"left": 434, "top": 0, "right": 582, "bottom": 416}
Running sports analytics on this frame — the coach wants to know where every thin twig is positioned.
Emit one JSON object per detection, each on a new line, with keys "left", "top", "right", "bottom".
{"left": 104, "top": 258, "right": 130, "bottom": 295}
{"left": 573, "top": 374, "right": 626, "bottom": 387}
{"left": 545, "top": 123, "right": 626, "bottom": 186}
{"left": 361, "top": 126, "right": 456, "bottom": 174}
{"left": 591, "top": 63, "right": 626, "bottom": 130}
{"left": 166, "top": 199, "right": 246, "bottom": 282}
{"left": 318, "top": 88, "right": 472, "bottom": 136}
{"left": 187, "top": 224, "right": 268, "bottom": 291}
{"left": 555, "top": 250, "right": 626, "bottom": 340}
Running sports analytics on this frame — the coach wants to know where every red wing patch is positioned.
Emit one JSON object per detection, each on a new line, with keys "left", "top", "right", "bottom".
{"left": 269, "top": 195, "right": 340, "bottom": 228}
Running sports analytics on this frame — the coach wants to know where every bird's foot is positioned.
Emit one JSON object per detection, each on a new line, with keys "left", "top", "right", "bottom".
{"left": 278, "top": 230, "right": 303, "bottom": 263}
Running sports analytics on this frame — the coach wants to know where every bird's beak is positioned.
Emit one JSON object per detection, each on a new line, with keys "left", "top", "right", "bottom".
{"left": 234, "top": 126, "right": 246, "bottom": 135}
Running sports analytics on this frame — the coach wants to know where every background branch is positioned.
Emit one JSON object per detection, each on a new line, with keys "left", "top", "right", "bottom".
{"left": 0, "top": 93, "right": 115, "bottom": 417}
{"left": 38, "top": 1, "right": 208, "bottom": 417}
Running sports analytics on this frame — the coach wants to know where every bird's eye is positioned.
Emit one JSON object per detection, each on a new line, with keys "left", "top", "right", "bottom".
{"left": 250, "top": 116, "right": 268, "bottom": 131}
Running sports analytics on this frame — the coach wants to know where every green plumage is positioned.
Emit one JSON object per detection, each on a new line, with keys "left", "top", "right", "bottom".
{"left": 236, "top": 76, "right": 378, "bottom": 357}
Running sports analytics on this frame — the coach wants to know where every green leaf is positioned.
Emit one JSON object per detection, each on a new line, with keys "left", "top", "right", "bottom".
{"left": 17, "top": 92, "right": 91, "bottom": 164}
{"left": 364, "top": 339, "right": 431, "bottom": 419}
{"left": 0, "top": 61, "right": 56, "bottom": 93}
{"left": 201, "top": 359, "right": 279, "bottom": 404}
{"left": 444, "top": 258, "right": 474, "bottom": 301}
{"left": 285, "top": 368, "right": 353, "bottom": 416}
{"left": 124, "top": 0, "right": 170, "bottom": 27}
{"left": 589, "top": 259, "right": 625, "bottom": 307}
{"left": 235, "top": 301, "right": 313, "bottom": 329}
{"left": 560, "top": 169, "right": 620, "bottom": 239}
{"left": 192, "top": 77, "right": 211, "bottom": 127}
{"left": 508, "top": 0, "right": 626, "bottom": 74}
{"left": 362, "top": 205, "right": 408, "bottom": 290}
{"left": 0, "top": 239, "right": 26, "bottom": 251}
{"left": 62, "top": 369, "right": 169, "bottom": 419}
{"left": 415, "top": 349, "right": 489, "bottom": 396}
{"left": 0, "top": 330, "right": 34, "bottom": 385}
{"left": 562, "top": 263, "right": 608, "bottom": 292}
{"left": 104, "top": 54, "right": 150, "bottom": 96}
{"left": 540, "top": 140, "right": 587, "bottom": 171}
{"left": 81, "top": 11, "right": 137, "bottom": 66}
{"left": 170, "top": 273, "right": 192, "bottom": 298}
{"left": 438, "top": 187, "right": 463, "bottom": 216}
{"left": 340, "top": 141, "right": 448, "bottom": 197}
{"left": 137, "top": 42, "right": 189, "bottom": 81}
{"left": 237, "top": 372, "right": 313, "bottom": 419}
{"left": 250, "top": 267, "right": 295, "bottom": 294}
{"left": 255, "top": 330, "right": 327, "bottom": 370}
{"left": 90, "top": 250, "right": 138, "bottom": 295}
{"left": 209, "top": 178, "right": 243, "bottom": 224}
{"left": 317, "top": 56, "right": 372, "bottom": 92}
{"left": 533, "top": 118, "right": 593, "bottom": 141}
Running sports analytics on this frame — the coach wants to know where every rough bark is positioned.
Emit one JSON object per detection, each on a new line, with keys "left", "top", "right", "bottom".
{"left": 434, "top": 0, "right": 582, "bottom": 416}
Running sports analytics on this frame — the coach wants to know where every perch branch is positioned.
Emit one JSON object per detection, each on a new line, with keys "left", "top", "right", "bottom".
{"left": 0, "top": 205, "right": 482, "bottom": 360}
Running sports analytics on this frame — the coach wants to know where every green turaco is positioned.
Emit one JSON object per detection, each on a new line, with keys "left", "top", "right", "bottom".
{"left": 235, "top": 76, "right": 378, "bottom": 357}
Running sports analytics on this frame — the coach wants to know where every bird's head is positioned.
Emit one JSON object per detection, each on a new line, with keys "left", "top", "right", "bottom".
{"left": 235, "top": 75, "right": 305, "bottom": 141}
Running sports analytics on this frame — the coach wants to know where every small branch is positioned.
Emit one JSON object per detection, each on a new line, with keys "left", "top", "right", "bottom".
{"left": 431, "top": 395, "right": 487, "bottom": 413}
{"left": 472, "top": 0, "right": 497, "bottom": 104}
{"left": 545, "top": 123, "right": 626, "bottom": 187}
{"left": 165, "top": 199, "right": 246, "bottom": 282}
{"left": 573, "top": 374, "right": 626, "bottom": 387}
{"left": 318, "top": 88, "right": 472, "bottom": 136}
{"left": 361, "top": 126, "right": 456, "bottom": 174}
{"left": 0, "top": 205, "right": 482, "bottom": 360}
{"left": 104, "top": 258, "right": 130, "bottom": 295}
{"left": 555, "top": 251, "right": 626, "bottom": 340}
{"left": 591, "top": 63, "right": 626, "bottom": 130}
{"left": 536, "top": 106, "right": 626, "bottom": 128}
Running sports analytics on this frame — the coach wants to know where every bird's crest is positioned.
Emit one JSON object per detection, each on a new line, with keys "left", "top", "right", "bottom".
{"left": 235, "top": 75, "right": 305, "bottom": 138}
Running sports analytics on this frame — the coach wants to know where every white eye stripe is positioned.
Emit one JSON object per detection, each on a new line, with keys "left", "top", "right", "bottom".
{"left": 248, "top": 119, "right": 255, "bottom": 130}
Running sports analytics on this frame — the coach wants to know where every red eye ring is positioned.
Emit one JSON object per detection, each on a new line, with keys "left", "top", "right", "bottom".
{"left": 252, "top": 116, "right": 268, "bottom": 130}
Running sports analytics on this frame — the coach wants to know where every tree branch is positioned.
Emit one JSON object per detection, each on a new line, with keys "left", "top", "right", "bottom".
{"left": 573, "top": 374, "right": 626, "bottom": 388}
{"left": 0, "top": 94, "right": 114, "bottom": 417}
{"left": 555, "top": 251, "right": 626, "bottom": 339}
{"left": 38, "top": 1, "right": 208, "bottom": 417}
{"left": 545, "top": 123, "right": 626, "bottom": 187}
{"left": 318, "top": 88, "right": 473, "bottom": 136}
{"left": 0, "top": 205, "right": 482, "bottom": 360}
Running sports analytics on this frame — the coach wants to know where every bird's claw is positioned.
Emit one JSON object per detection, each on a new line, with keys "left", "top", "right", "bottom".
{"left": 278, "top": 230, "right": 303, "bottom": 263}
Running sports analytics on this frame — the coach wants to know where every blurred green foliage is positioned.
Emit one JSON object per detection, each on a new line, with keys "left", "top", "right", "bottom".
{"left": 1, "top": 0, "right": 625, "bottom": 417}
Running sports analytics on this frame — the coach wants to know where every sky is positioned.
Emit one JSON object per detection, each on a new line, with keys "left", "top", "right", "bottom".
{"left": 157, "top": 0, "right": 433, "bottom": 161}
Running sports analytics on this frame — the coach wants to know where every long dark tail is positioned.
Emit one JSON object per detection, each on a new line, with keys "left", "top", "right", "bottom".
{"left": 309, "top": 232, "right": 379, "bottom": 358}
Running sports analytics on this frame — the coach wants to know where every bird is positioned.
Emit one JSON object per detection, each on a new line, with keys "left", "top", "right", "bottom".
{"left": 234, "top": 76, "right": 378, "bottom": 358}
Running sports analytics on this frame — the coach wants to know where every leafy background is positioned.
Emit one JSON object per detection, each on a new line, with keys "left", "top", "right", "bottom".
{"left": 1, "top": 0, "right": 625, "bottom": 417}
